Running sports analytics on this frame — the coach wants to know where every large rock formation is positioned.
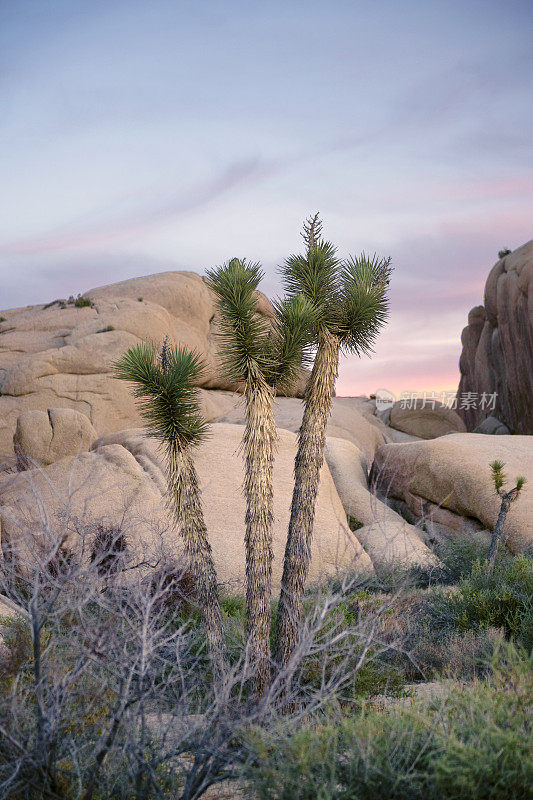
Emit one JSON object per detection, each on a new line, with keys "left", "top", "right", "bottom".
{"left": 388, "top": 400, "right": 466, "bottom": 440}
{"left": 220, "top": 395, "right": 389, "bottom": 464}
{"left": 0, "top": 271, "right": 306, "bottom": 455}
{"left": 14, "top": 408, "right": 98, "bottom": 467}
{"left": 0, "top": 424, "right": 374, "bottom": 588}
{"left": 324, "top": 437, "right": 438, "bottom": 573}
{"left": 457, "top": 240, "right": 533, "bottom": 434}
{"left": 373, "top": 433, "right": 533, "bottom": 549}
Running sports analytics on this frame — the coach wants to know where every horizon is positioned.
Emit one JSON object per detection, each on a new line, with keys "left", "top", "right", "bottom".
{"left": 1, "top": 0, "right": 532, "bottom": 397}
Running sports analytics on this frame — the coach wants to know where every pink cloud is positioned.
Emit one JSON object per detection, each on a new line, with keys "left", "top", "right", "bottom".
{"left": 0, "top": 157, "right": 269, "bottom": 257}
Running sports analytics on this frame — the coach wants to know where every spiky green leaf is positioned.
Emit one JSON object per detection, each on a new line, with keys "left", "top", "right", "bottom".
{"left": 490, "top": 460, "right": 507, "bottom": 494}
{"left": 264, "top": 294, "right": 317, "bottom": 392}
{"left": 333, "top": 252, "right": 392, "bottom": 355}
{"left": 281, "top": 239, "right": 340, "bottom": 325}
{"left": 113, "top": 340, "right": 208, "bottom": 450}
{"left": 206, "top": 258, "right": 274, "bottom": 384}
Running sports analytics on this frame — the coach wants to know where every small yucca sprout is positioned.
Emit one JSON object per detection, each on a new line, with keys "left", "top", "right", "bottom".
{"left": 490, "top": 460, "right": 506, "bottom": 494}
{"left": 516, "top": 476, "right": 527, "bottom": 493}
{"left": 488, "top": 460, "right": 527, "bottom": 571}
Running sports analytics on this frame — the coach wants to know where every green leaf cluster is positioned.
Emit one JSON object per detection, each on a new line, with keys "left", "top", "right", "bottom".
{"left": 490, "top": 459, "right": 527, "bottom": 497}
{"left": 430, "top": 555, "right": 533, "bottom": 649}
{"left": 206, "top": 257, "right": 316, "bottom": 393}
{"left": 113, "top": 340, "right": 208, "bottom": 450}
{"left": 281, "top": 215, "right": 392, "bottom": 356}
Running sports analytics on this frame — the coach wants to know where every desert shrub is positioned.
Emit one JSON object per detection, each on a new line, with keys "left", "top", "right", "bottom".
{"left": 145, "top": 558, "right": 197, "bottom": 613}
{"left": 433, "top": 532, "right": 492, "bottom": 582}
{"left": 89, "top": 523, "right": 128, "bottom": 576}
{"left": 347, "top": 515, "right": 364, "bottom": 531}
{"left": 0, "top": 617, "right": 32, "bottom": 689}
{"left": 295, "top": 587, "right": 414, "bottom": 704}
{"left": 221, "top": 594, "right": 246, "bottom": 619}
{"left": 0, "top": 521, "right": 398, "bottom": 799}
{"left": 428, "top": 555, "right": 533, "bottom": 649}
{"left": 348, "top": 651, "right": 408, "bottom": 698}
{"left": 0, "top": 316, "right": 5, "bottom": 323}
{"left": 394, "top": 533, "right": 496, "bottom": 590}
{"left": 247, "top": 643, "right": 533, "bottom": 800}
{"left": 73, "top": 293, "right": 91, "bottom": 307}
{"left": 408, "top": 622, "right": 503, "bottom": 680}
{"left": 344, "top": 590, "right": 505, "bottom": 684}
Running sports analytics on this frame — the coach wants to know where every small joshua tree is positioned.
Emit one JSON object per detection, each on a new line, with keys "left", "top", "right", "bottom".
{"left": 206, "top": 258, "right": 315, "bottom": 694}
{"left": 275, "top": 214, "right": 392, "bottom": 667}
{"left": 114, "top": 339, "right": 227, "bottom": 676}
{"left": 487, "top": 460, "right": 526, "bottom": 572}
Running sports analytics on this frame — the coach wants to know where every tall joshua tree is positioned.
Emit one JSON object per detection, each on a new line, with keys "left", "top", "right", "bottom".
{"left": 206, "top": 258, "right": 315, "bottom": 694}
{"left": 274, "top": 214, "right": 392, "bottom": 666}
{"left": 114, "top": 339, "right": 227, "bottom": 677}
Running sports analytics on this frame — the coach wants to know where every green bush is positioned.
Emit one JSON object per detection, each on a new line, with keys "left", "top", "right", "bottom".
{"left": 74, "top": 293, "right": 92, "bottom": 307}
{"left": 408, "top": 622, "right": 502, "bottom": 681}
{"left": 0, "top": 316, "right": 5, "bottom": 323}
{"left": 347, "top": 515, "right": 364, "bottom": 532}
{"left": 428, "top": 555, "right": 533, "bottom": 649}
{"left": 433, "top": 532, "right": 492, "bottom": 582}
{"left": 247, "top": 643, "right": 533, "bottom": 800}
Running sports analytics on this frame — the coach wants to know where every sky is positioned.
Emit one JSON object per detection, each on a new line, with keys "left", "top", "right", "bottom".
{"left": 1, "top": 0, "right": 532, "bottom": 397}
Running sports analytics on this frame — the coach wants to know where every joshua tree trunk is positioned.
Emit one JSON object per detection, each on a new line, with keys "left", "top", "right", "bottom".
{"left": 167, "top": 445, "right": 227, "bottom": 677}
{"left": 275, "top": 331, "right": 340, "bottom": 667}
{"left": 487, "top": 486, "right": 518, "bottom": 573}
{"left": 243, "top": 378, "right": 276, "bottom": 695}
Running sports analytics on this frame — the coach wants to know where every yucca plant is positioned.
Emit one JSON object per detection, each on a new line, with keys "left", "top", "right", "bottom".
{"left": 206, "top": 258, "right": 315, "bottom": 694}
{"left": 114, "top": 339, "right": 227, "bottom": 676}
{"left": 274, "top": 214, "right": 392, "bottom": 666}
{"left": 487, "top": 460, "right": 527, "bottom": 572}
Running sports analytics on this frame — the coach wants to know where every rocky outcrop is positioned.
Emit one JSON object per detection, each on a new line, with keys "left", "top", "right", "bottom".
{"left": 388, "top": 400, "right": 466, "bottom": 440}
{"left": 473, "top": 416, "right": 510, "bottom": 436}
{"left": 0, "top": 271, "right": 306, "bottom": 455}
{"left": 220, "top": 395, "right": 388, "bottom": 464}
{"left": 0, "top": 424, "right": 373, "bottom": 587}
{"left": 457, "top": 240, "right": 533, "bottom": 434}
{"left": 13, "top": 408, "right": 97, "bottom": 467}
{"left": 373, "top": 433, "right": 533, "bottom": 550}
{"left": 324, "top": 437, "right": 439, "bottom": 573}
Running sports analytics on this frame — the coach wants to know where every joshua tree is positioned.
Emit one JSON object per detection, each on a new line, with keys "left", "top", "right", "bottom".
{"left": 114, "top": 339, "right": 227, "bottom": 676}
{"left": 487, "top": 460, "right": 526, "bottom": 572}
{"left": 274, "top": 214, "right": 392, "bottom": 666}
{"left": 206, "top": 258, "right": 315, "bottom": 694}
